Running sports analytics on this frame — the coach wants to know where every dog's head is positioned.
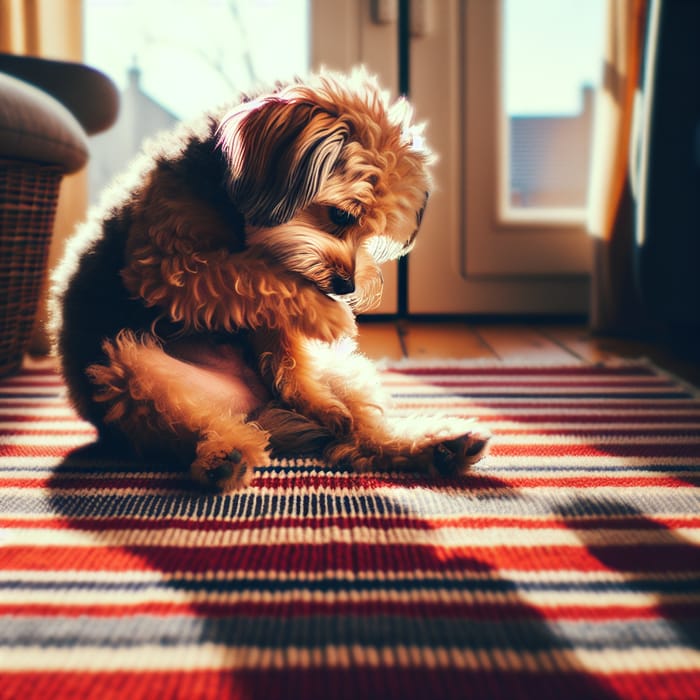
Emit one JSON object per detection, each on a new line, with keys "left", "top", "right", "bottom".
{"left": 217, "top": 69, "right": 433, "bottom": 312}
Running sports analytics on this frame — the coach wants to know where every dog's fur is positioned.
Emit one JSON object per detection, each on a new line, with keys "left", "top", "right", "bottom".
{"left": 50, "top": 69, "right": 489, "bottom": 491}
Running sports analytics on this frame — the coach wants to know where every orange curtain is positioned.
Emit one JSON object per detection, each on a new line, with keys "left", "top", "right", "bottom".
{"left": 0, "top": 0, "right": 86, "bottom": 353}
{"left": 586, "top": 0, "right": 648, "bottom": 334}
{"left": 0, "top": 0, "right": 82, "bottom": 59}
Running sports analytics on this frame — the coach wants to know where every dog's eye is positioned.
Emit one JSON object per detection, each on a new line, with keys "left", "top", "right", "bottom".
{"left": 328, "top": 207, "right": 357, "bottom": 227}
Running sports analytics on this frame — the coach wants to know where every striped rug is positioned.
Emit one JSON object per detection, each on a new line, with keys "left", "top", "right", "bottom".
{"left": 1, "top": 359, "right": 699, "bottom": 700}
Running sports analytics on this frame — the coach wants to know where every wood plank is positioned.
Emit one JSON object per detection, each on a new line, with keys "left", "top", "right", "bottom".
{"left": 22, "top": 354, "right": 59, "bottom": 371}
{"left": 474, "top": 324, "right": 580, "bottom": 363}
{"left": 356, "top": 322, "right": 404, "bottom": 361}
{"left": 402, "top": 322, "right": 493, "bottom": 359}
{"left": 539, "top": 325, "right": 613, "bottom": 362}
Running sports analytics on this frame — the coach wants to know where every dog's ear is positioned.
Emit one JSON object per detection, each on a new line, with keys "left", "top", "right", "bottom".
{"left": 219, "top": 97, "right": 348, "bottom": 226}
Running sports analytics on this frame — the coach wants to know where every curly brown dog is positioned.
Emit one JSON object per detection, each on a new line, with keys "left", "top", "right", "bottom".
{"left": 50, "top": 69, "right": 489, "bottom": 491}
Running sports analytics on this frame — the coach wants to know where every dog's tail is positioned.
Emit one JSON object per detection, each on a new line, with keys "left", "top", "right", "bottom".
{"left": 253, "top": 403, "right": 336, "bottom": 457}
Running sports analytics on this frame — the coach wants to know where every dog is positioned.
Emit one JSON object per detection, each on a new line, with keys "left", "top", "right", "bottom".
{"left": 50, "top": 69, "right": 489, "bottom": 491}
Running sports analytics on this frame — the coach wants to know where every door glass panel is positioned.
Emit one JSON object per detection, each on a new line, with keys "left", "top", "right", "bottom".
{"left": 502, "top": 0, "right": 605, "bottom": 212}
{"left": 84, "top": 0, "right": 309, "bottom": 203}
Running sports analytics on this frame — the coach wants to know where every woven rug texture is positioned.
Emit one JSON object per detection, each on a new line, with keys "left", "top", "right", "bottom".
{"left": 0, "top": 360, "right": 699, "bottom": 700}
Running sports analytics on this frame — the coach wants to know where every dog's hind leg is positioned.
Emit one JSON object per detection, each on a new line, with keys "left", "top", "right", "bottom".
{"left": 86, "top": 331, "right": 271, "bottom": 490}
{"left": 295, "top": 341, "right": 490, "bottom": 475}
{"left": 260, "top": 335, "right": 489, "bottom": 475}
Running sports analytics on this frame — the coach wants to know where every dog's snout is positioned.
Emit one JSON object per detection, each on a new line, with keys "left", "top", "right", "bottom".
{"left": 331, "top": 274, "right": 355, "bottom": 296}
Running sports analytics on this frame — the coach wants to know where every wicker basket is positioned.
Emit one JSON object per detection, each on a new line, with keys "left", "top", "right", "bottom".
{"left": 0, "top": 160, "right": 63, "bottom": 377}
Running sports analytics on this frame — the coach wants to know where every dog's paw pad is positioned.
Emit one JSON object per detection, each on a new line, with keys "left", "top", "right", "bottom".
{"left": 196, "top": 449, "right": 251, "bottom": 490}
{"left": 205, "top": 461, "right": 234, "bottom": 484}
{"left": 433, "top": 431, "right": 490, "bottom": 475}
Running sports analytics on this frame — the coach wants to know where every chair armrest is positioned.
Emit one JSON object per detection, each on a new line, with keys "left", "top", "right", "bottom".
{"left": 0, "top": 52, "right": 119, "bottom": 136}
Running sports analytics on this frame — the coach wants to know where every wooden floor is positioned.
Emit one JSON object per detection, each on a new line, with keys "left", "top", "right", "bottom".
{"left": 356, "top": 321, "right": 700, "bottom": 386}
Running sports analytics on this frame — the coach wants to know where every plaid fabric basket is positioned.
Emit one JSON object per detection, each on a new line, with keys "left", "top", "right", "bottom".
{"left": 0, "top": 160, "right": 63, "bottom": 377}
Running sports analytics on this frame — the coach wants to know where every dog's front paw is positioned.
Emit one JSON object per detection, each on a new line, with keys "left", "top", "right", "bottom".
{"left": 191, "top": 443, "right": 266, "bottom": 491}
{"left": 432, "top": 428, "right": 491, "bottom": 476}
{"left": 293, "top": 288, "right": 357, "bottom": 342}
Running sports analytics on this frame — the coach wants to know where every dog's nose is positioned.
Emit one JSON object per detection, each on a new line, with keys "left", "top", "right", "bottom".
{"left": 331, "top": 274, "right": 355, "bottom": 295}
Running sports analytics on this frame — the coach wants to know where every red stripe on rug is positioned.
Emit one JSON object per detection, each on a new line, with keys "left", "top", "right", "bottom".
{"left": 490, "top": 443, "right": 700, "bottom": 457}
{"left": 3, "top": 515, "right": 698, "bottom": 531}
{"left": 2, "top": 601, "right": 698, "bottom": 622}
{"left": 460, "top": 414, "right": 700, "bottom": 424}
{"left": 386, "top": 365, "right": 660, "bottom": 376}
{"left": 3, "top": 474, "right": 698, "bottom": 490}
{"left": 383, "top": 379, "right": 679, "bottom": 388}
{"left": 2, "top": 543, "right": 698, "bottom": 574}
{"left": 0, "top": 669, "right": 697, "bottom": 700}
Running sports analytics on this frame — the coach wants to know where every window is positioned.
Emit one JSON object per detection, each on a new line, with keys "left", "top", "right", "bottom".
{"left": 408, "top": 0, "right": 605, "bottom": 312}
{"left": 503, "top": 0, "right": 605, "bottom": 218}
{"left": 455, "top": 0, "right": 603, "bottom": 278}
{"left": 84, "top": 0, "right": 309, "bottom": 203}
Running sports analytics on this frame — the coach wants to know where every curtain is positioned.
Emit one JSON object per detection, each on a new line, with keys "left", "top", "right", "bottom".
{"left": 586, "top": 0, "right": 648, "bottom": 334}
{"left": 0, "top": 0, "right": 86, "bottom": 353}
{"left": 0, "top": 0, "right": 82, "bottom": 57}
